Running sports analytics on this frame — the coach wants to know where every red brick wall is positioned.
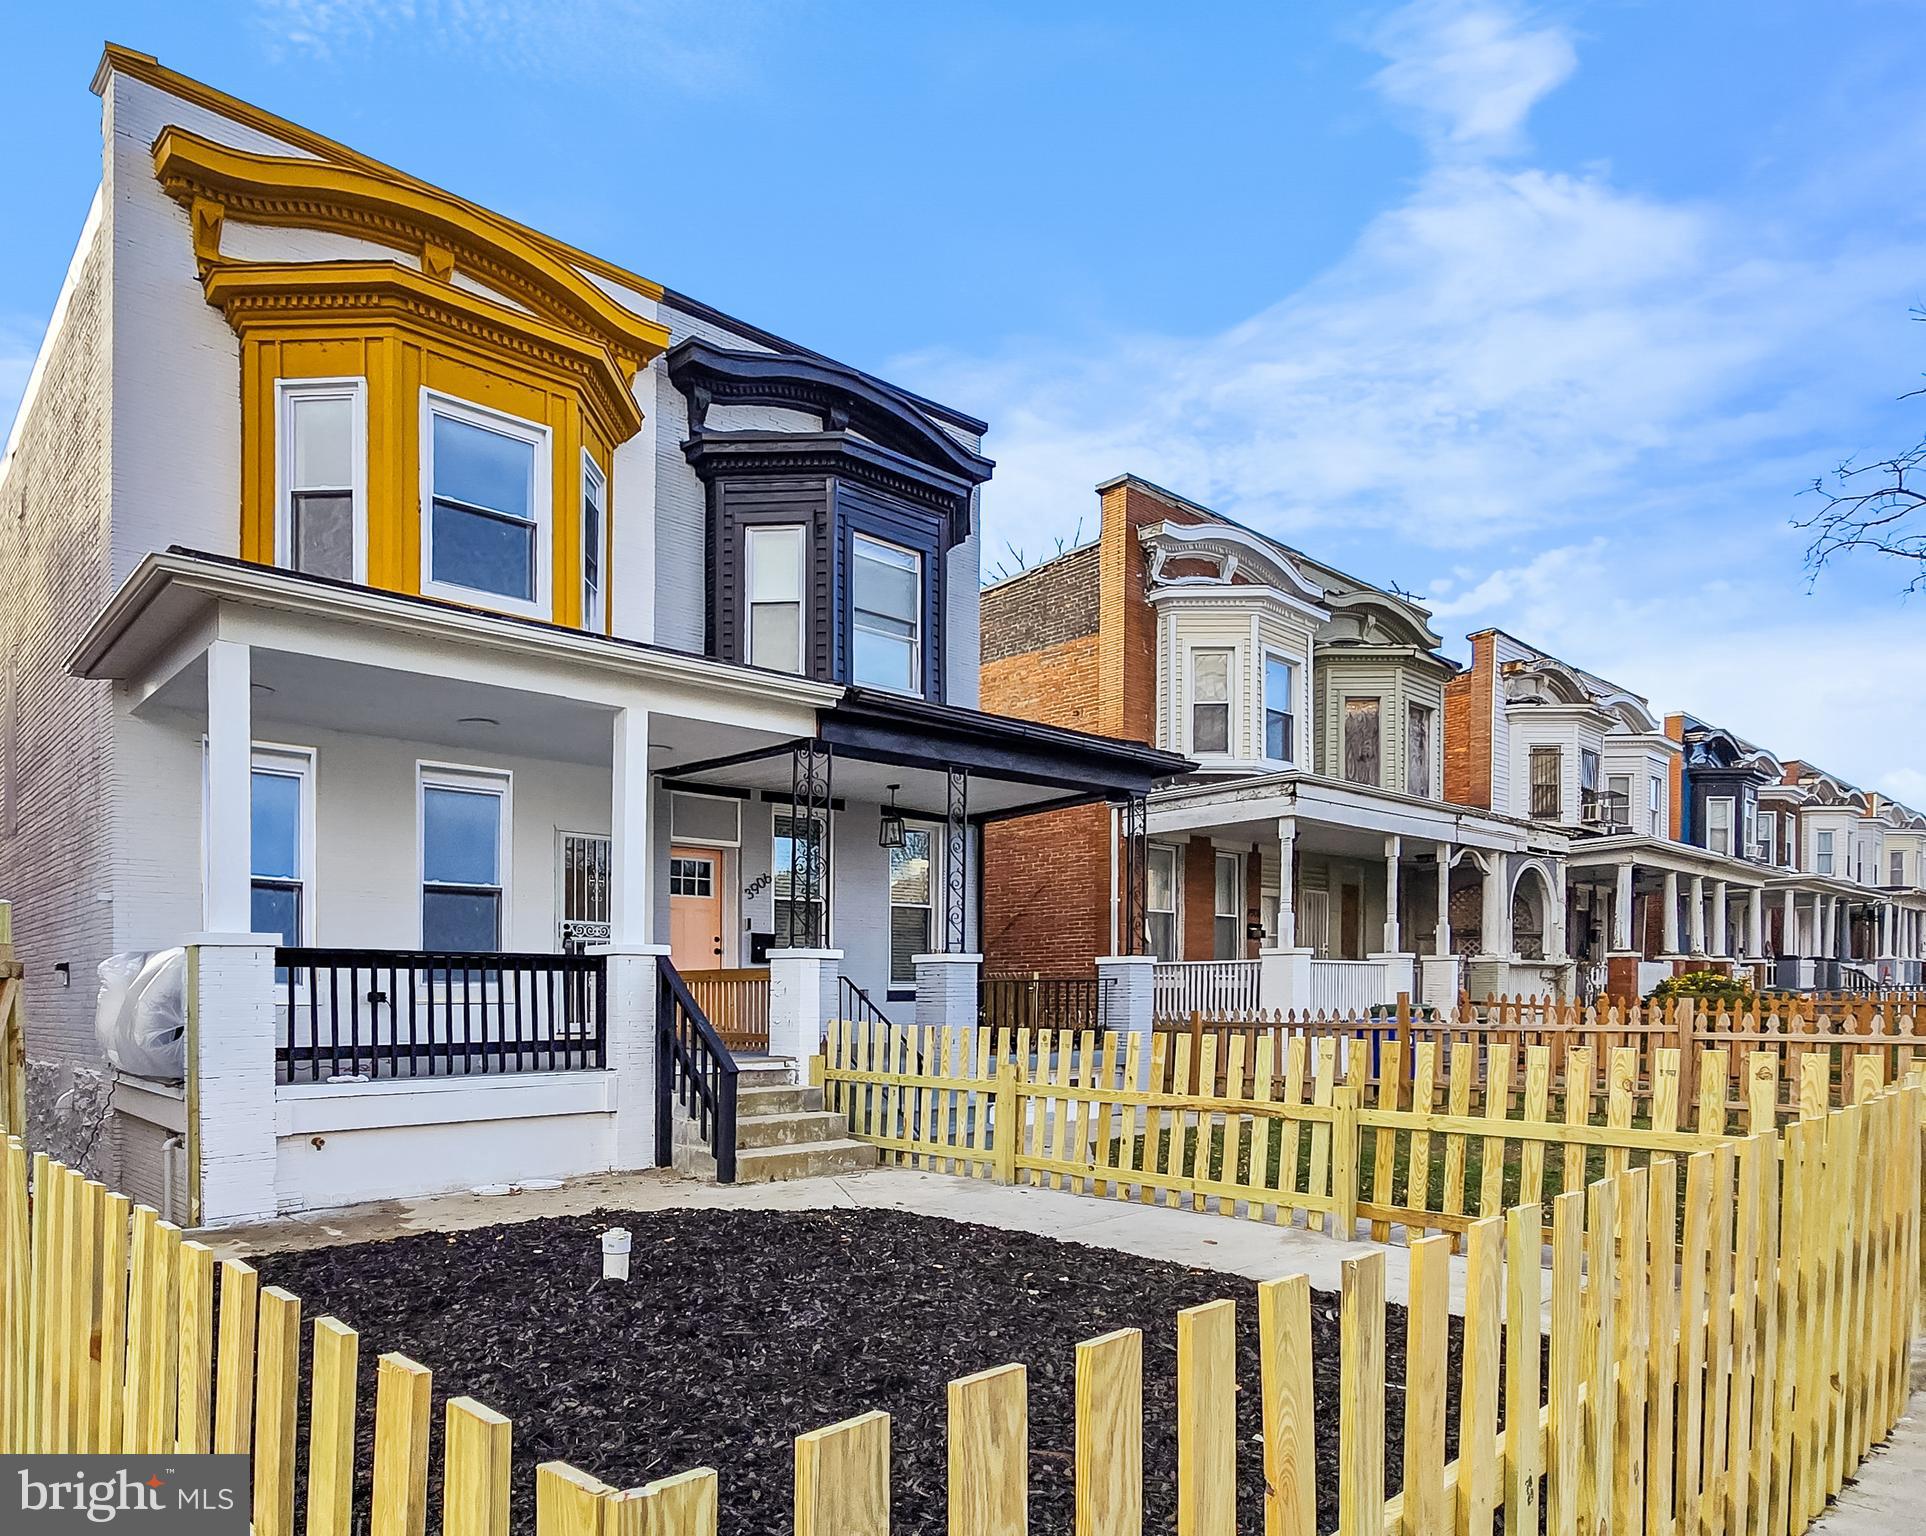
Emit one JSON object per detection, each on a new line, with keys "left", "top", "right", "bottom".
{"left": 1444, "top": 631, "right": 1495, "bottom": 809}
{"left": 981, "top": 802, "right": 1112, "bottom": 976}
{"left": 1664, "top": 713, "right": 1686, "bottom": 843}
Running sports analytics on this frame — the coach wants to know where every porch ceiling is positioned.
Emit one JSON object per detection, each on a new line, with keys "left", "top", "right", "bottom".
{"left": 665, "top": 748, "right": 1086, "bottom": 821}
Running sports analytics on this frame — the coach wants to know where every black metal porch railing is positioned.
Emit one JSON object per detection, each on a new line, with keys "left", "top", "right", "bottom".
{"left": 655, "top": 955, "right": 740, "bottom": 1184}
{"left": 274, "top": 948, "right": 607, "bottom": 1084}
{"left": 837, "top": 975, "right": 894, "bottom": 1027}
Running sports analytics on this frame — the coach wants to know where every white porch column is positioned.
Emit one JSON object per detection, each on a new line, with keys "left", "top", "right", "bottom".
{"left": 1433, "top": 842, "right": 1452, "bottom": 957}
{"left": 598, "top": 944, "right": 669, "bottom": 1169}
{"left": 1688, "top": 875, "right": 1706, "bottom": 955}
{"left": 1710, "top": 880, "right": 1729, "bottom": 957}
{"left": 1612, "top": 861, "right": 1635, "bottom": 952}
{"left": 1480, "top": 856, "right": 1511, "bottom": 957}
{"left": 609, "top": 706, "right": 653, "bottom": 947}
{"left": 1662, "top": 870, "right": 1681, "bottom": 954}
{"left": 768, "top": 949, "right": 843, "bottom": 1063}
{"left": 1781, "top": 889, "right": 1796, "bottom": 955}
{"left": 1820, "top": 896, "right": 1835, "bottom": 957}
{"left": 186, "top": 936, "right": 279, "bottom": 1226}
{"left": 1747, "top": 890, "right": 1765, "bottom": 959}
{"left": 204, "top": 639, "right": 254, "bottom": 935}
{"left": 1879, "top": 902, "right": 1895, "bottom": 957}
{"left": 1381, "top": 834, "right": 1403, "bottom": 954}
{"left": 1274, "top": 818, "right": 1297, "bottom": 949}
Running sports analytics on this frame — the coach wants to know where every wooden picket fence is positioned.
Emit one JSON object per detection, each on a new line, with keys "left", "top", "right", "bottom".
{"left": 3, "top": 1059, "right": 1923, "bottom": 1536}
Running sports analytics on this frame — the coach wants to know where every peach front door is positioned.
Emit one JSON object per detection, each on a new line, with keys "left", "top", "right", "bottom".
{"left": 669, "top": 846, "right": 726, "bottom": 971}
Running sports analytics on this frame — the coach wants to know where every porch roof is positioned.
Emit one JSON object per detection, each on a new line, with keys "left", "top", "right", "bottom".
{"left": 1145, "top": 769, "right": 1563, "bottom": 855}
{"left": 1563, "top": 833, "right": 1774, "bottom": 886}
{"left": 663, "top": 688, "right": 1192, "bottom": 823}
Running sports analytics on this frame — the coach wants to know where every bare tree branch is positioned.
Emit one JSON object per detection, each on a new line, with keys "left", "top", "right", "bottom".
{"left": 982, "top": 517, "right": 1087, "bottom": 585}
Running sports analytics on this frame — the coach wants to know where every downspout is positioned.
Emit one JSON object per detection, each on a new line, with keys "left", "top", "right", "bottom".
{"left": 161, "top": 1133, "right": 184, "bottom": 1226}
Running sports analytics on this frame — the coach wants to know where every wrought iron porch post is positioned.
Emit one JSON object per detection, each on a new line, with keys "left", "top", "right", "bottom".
{"left": 945, "top": 766, "right": 970, "bottom": 953}
{"left": 1121, "top": 794, "right": 1148, "bottom": 956}
{"left": 788, "top": 739, "right": 832, "bottom": 948}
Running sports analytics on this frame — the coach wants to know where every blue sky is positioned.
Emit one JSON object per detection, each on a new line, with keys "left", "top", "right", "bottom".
{"left": 5, "top": 1, "right": 1926, "bottom": 793}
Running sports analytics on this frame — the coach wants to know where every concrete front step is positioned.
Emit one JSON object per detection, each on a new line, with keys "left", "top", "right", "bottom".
{"left": 737, "top": 1083, "right": 825, "bottom": 1117}
{"left": 733, "top": 1138, "right": 877, "bottom": 1183}
{"left": 735, "top": 1108, "right": 846, "bottom": 1150}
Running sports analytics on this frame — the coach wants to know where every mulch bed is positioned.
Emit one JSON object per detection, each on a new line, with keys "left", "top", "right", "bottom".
{"left": 255, "top": 1207, "right": 1465, "bottom": 1535}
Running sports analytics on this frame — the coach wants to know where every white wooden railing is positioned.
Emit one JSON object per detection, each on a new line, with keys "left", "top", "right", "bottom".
{"left": 1305, "top": 958, "right": 1390, "bottom": 1016}
{"left": 1153, "top": 960, "right": 1261, "bottom": 1016}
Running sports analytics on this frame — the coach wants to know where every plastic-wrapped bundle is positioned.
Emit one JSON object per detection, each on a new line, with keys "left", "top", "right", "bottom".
{"left": 95, "top": 949, "right": 187, "bottom": 1081}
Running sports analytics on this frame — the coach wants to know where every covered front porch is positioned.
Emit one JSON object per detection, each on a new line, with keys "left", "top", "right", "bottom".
{"left": 1146, "top": 772, "right": 1573, "bottom": 1016}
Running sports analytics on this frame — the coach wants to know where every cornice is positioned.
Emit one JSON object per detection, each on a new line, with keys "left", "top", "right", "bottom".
{"left": 682, "top": 431, "right": 975, "bottom": 541}
{"left": 202, "top": 261, "right": 645, "bottom": 443}
{"left": 97, "top": 44, "right": 667, "bottom": 306}
{"left": 153, "top": 128, "right": 669, "bottom": 373}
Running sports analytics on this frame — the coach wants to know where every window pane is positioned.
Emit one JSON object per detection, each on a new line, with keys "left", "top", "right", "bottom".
{"left": 1265, "top": 656, "right": 1292, "bottom": 713}
{"left": 432, "top": 413, "right": 533, "bottom": 519}
{"left": 290, "top": 393, "right": 352, "bottom": 489}
{"left": 1214, "top": 854, "right": 1238, "bottom": 914}
{"left": 749, "top": 601, "right": 803, "bottom": 672}
{"left": 1266, "top": 710, "right": 1293, "bottom": 762}
{"left": 1344, "top": 698, "right": 1381, "bottom": 785}
{"left": 293, "top": 490, "right": 355, "bottom": 580}
{"left": 252, "top": 769, "right": 301, "bottom": 880}
{"left": 1214, "top": 914, "right": 1240, "bottom": 962}
{"left": 1407, "top": 705, "right": 1433, "bottom": 798}
{"left": 1148, "top": 911, "right": 1176, "bottom": 963}
{"left": 748, "top": 527, "right": 804, "bottom": 601}
{"left": 854, "top": 628, "right": 916, "bottom": 691}
{"left": 1192, "top": 703, "right": 1229, "bottom": 754}
{"left": 1193, "top": 651, "right": 1229, "bottom": 702}
{"left": 1147, "top": 846, "right": 1176, "bottom": 911}
{"left": 890, "top": 829, "right": 933, "bottom": 904}
{"left": 774, "top": 899, "right": 824, "bottom": 948}
{"left": 854, "top": 538, "right": 919, "bottom": 624}
{"left": 890, "top": 906, "right": 931, "bottom": 984}
{"left": 423, "top": 786, "right": 501, "bottom": 886}
{"left": 251, "top": 882, "right": 300, "bottom": 949}
{"left": 422, "top": 888, "right": 501, "bottom": 951}
{"left": 431, "top": 501, "right": 535, "bottom": 600}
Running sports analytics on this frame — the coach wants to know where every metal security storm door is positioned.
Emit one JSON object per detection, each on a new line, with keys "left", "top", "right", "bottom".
{"left": 558, "top": 832, "right": 611, "bottom": 953}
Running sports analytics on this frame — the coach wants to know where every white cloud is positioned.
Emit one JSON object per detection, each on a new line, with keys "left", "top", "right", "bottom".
{"left": 889, "top": 0, "right": 1926, "bottom": 791}
{"left": 1369, "top": 0, "right": 1576, "bottom": 157}
{"left": 251, "top": 0, "right": 765, "bottom": 92}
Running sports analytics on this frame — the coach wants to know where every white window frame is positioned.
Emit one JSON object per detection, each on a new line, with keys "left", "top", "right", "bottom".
{"left": 1891, "top": 849, "right": 1905, "bottom": 887}
{"left": 419, "top": 389, "right": 552, "bottom": 621}
{"left": 887, "top": 818, "right": 943, "bottom": 990}
{"left": 1146, "top": 843, "right": 1180, "bottom": 961}
{"left": 1757, "top": 809, "right": 1778, "bottom": 864}
{"left": 581, "top": 450, "right": 607, "bottom": 634}
{"left": 1213, "top": 850, "right": 1243, "bottom": 961}
{"left": 1187, "top": 647, "right": 1235, "bottom": 757}
{"left": 199, "top": 740, "right": 318, "bottom": 943}
{"left": 1262, "top": 650, "right": 1296, "bottom": 766}
{"left": 275, "top": 377, "right": 368, "bottom": 584}
{"left": 772, "top": 806, "right": 834, "bottom": 946}
{"left": 1706, "top": 796, "right": 1735, "bottom": 858}
{"left": 851, "top": 531, "right": 923, "bottom": 695}
{"left": 417, "top": 762, "right": 513, "bottom": 951}
{"left": 1406, "top": 702, "right": 1435, "bottom": 799}
{"left": 1342, "top": 696, "right": 1383, "bottom": 788}
{"left": 745, "top": 524, "right": 808, "bottom": 674}
{"left": 1649, "top": 775, "right": 1664, "bottom": 837}
{"left": 1816, "top": 828, "right": 1835, "bottom": 876}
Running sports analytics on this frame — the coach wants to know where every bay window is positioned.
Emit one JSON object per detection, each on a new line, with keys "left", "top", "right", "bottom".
{"left": 852, "top": 534, "right": 922, "bottom": 692}
{"left": 1264, "top": 654, "right": 1295, "bottom": 763}
{"left": 1706, "top": 797, "right": 1734, "bottom": 857}
{"left": 1756, "top": 810, "right": 1778, "bottom": 864}
{"left": 1147, "top": 844, "right": 1178, "bottom": 961}
{"left": 420, "top": 768, "right": 509, "bottom": 951}
{"left": 746, "top": 526, "right": 806, "bottom": 673}
{"left": 1529, "top": 746, "right": 1562, "bottom": 820}
{"left": 1190, "top": 650, "right": 1232, "bottom": 754}
{"left": 1649, "top": 776, "right": 1664, "bottom": 836}
{"left": 422, "top": 394, "right": 547, "bottom": 616}
{"left": 278, "top": 379, "right": 364, "bottom": 582}
{"left": 1816, "top": 829, "right": 1835, "bottom": 875}
{"left": 1406, "top": 704, "right": 1434, "bottom": 798}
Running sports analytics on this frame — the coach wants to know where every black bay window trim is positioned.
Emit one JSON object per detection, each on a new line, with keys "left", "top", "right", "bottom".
{"left": 833, "top": 480, "right": 945, "bottom": 701}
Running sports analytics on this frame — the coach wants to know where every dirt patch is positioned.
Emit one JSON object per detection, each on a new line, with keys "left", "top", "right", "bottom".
{"left": 256, "top": 1206, "right": 1465, "bottom": 1535}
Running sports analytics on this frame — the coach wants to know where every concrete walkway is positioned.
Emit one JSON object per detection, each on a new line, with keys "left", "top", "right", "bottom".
{"left": 1807, "top": 1342, "right": 1926, "bottom": 1536}
{"left": 215, "top": 1165, "right": 1460, "bottom": 1307}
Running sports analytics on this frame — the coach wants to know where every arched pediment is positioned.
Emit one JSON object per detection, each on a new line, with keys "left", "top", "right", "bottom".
{"left": 1502, "top": 657, "right": 1594, "bottom": 708}
{"left": 1320, "top": 590, "right": 1443, "bottom": 650}
{"left": 1139, "top": 521, "right": 1327, "bottom": 607}
{"left": 152, "top": 127, "right": 670, "bottom": 371}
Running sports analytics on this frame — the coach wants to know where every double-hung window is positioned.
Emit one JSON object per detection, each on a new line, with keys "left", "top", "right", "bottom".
{"left": 1706, "top": 797, "right": 1734, "bottom": 857}
{"left": 420, "top": 768, "right": 509, "bottom": 951}
{"left": 1406, "top": 704, "right": 1434, "bottom": 798}
{"left": 1264, "top": 655, "right": 1295, "bottom": 763}
{"left": 1146, "top": 844, "right": 1178, "bottom": 961}
{"left": 423, "top": 394, "right": 548, "bottom": 617}
{"left": 1816, "top": 829, "right": 1835, "bottom": 875}
{"left": 1213, "top": 852, "right": 1242, "bottom": 960}
{"left": 1343, "top": 698, "right": 1381, "bottom": 786}
{"left": 1578, "top": 748, "right": 1602, "bottom": 821}
{"left": 278, "top": 380, "right": 364, "bottom": 582}
{"left": 1891, "top": 849, "right": 1905, "bottom": 886}
{"left": 250, "top": 748, "right": 313, "bottom": 949}
{"left": 1190, "top": 650, "right": 1232, "bottom": 754}
{"left": 1606, "top": 773, "right": 1632, "bottom": 828}
{"left": 774, "top": 812, "right": 830, "bottom": 946}
{"left": 746, "top": 526, "right": 806, "bottom": 673}
{"left": 581, "top": 453, "right": 606, "bottom": 632}
{"left": 1756, "top": 810, "right": 1778, "bottom": 864}
{"left": 1649, "top": 776, "right": 1664, "bottom": 836}
{"left": 1529, "top": 746, "right": 1562, "bottom": 820}
{"left": 888, "top": 824, "right": 938, "bottom": 987}
{"left": 852, "top": 534, "right": 922, "bottom": 693}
